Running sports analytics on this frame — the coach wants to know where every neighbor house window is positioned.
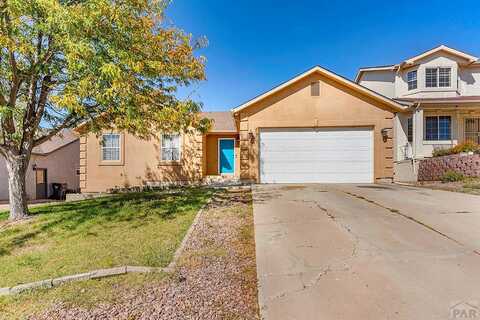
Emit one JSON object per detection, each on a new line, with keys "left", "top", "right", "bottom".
{"left": 425, "top": 116, "right": 451, "bottom": 140}
{"left": 407, "top": 117, "right": 413, "bottom": 142}
{"left": 407, "top": 70, "right": 417, "bottom": 90}
{"left": 439, "top": 67, "right": 451, "bottom": 87}
{"left": 161, "top": 134, "right": 180, "bottom": 161}
{"left": 425, "top": 68, "right": 438, "bottom": 88}
{"left": 425, "top": 67, "right": 451, "bottom": 88}
{"left": 101, "top": 134, "right": 120, "bottom": 161}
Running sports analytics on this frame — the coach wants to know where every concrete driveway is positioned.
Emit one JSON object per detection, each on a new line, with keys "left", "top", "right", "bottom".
{"left": 253, "top": 184, "right": 480, "bottom": 320}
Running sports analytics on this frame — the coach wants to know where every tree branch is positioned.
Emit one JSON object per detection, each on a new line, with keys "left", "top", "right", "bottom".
{"left": 33, "top": 114, "right": 79, "bottom": 146}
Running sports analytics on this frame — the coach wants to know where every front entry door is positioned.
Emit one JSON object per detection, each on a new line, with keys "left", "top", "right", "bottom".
{"left": 465, "top": 118, "right": 480, "bottom": 144}
{"left": 35, "top": 169, "right": 48, "bottom": 199}
{"left": 219, "top": 139, "right": 235, "bottom": 174}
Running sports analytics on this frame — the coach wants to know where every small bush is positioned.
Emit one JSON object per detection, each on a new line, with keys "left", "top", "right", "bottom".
{"left": 451, "top": 142, "right": 480, "bottom": 154}
{"left": 440, "top": 170, "right": 465, "bottom": 183}
{"left": 432, "top": 142, "right": 480, "bottom": 157}
{"left": 432, "top": 148, "right": 452, "bottom": 157}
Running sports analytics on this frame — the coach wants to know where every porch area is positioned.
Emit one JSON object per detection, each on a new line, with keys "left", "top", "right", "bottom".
{"left": 202, "top": 133, "right": 240, "bottom": 180}
{"left": 396, "top": 104, "right": 480, "bottom": 160}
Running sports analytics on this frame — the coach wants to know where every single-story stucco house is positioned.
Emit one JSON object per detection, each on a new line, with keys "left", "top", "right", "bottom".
{"left": 79, "top": 65, "right": 409, "bottom": 193}
{"left": 0, "top": 129, "right": 80, "bottom": 201}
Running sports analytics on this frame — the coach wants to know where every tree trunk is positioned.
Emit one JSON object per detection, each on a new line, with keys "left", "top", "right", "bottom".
{"left": 4, "top": 152, "right": 30, "bottom": 220}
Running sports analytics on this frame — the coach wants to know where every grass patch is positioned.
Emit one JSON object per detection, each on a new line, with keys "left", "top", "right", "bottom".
{"left": 463, "top": 178, "right": 480, "bottom": 189}
{"left": 0, "top": 187, "right": 213, "bottom": 288}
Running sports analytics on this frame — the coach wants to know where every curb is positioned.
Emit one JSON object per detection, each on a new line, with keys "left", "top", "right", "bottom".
{"left": 0, "top": 266, "right": 165, "bottom": 296}
{"left": 164, "top": 197, "right": 212, "bottom": 273}
{"left": 0, "top": 197, "right": 213, "bottom": 296}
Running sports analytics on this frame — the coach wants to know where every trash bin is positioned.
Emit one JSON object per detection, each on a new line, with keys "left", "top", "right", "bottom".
{"left": 51, "top": 183, "right": 67, "bottom": 200}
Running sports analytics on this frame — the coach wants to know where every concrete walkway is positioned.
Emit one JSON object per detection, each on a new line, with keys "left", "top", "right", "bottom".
{"left": 0, "top": 200, "right": 61, "bottom": 212}
{"left": 253, "top": 184, "right": 480, "bottom": 320}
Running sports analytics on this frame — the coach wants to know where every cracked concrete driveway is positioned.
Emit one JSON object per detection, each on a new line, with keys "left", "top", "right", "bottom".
{"left": 253, "top": 184, "right": 480, "bottom": 320}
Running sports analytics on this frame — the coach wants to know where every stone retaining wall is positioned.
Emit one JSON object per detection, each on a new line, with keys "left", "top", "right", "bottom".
{"left": 418, "top": 154, "right": 480, "bottom": 181}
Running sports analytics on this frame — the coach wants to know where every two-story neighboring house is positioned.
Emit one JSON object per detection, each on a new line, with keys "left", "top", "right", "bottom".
{"left": 356, "top": 45, "right": 480, "bottom": 181}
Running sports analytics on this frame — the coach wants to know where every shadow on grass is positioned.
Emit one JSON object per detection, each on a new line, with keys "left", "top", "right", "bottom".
{"left": 0, "top": 188, "right": 214, "bottom": 257}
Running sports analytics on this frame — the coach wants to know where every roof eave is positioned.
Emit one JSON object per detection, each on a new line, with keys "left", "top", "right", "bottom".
{"left": 354, "top": 65, "right": 398, "bottom": 83}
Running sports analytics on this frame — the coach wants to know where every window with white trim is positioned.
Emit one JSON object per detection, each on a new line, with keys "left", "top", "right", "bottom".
{"left": 101, "top": 134, "right": 121, "bottom": 161}
{"left": 425, "top": 67, "right": 451, "bottom": 88}
{"left": 161, "top": 134, "right": 180, "bottom": 161}
{"left": 407, "top": 70, "right": 417, "bottom": 90}
{"left": 425, "top": 116, "right": 451, "bottom": 141}
{"left": 439, "top": 67, "right": 451, "bottom": 87}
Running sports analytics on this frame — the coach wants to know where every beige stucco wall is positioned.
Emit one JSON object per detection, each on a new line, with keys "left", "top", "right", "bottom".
{"left": 360, "top": 53, "right": 480, "bottom": 100}
{"left": 0, "top": 140, "right": 80, "bottom": 201}
{"left": 460, "top": 67, "right": 480, "bottom": 96}
{"left": 395, "top": 53, "right": 462, "bottom": 99}
{"left": 358, "top": 70, "right": 396, "bottom": 98}
{"left": 81, "top": 131, "right": 203, "bottom": 193}
{"left": 205, "top": 134, "right": 240, "bottom": 176}
{"left": 29, "top": 140, "right": 80, "bottom": 199}
{"left": 236, "top": 72, "right": 396, "bottom": 183}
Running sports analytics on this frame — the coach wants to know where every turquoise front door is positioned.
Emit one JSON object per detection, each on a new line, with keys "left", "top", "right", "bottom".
{"left": 219, "top": 139, "right": 235, "bottom": 174}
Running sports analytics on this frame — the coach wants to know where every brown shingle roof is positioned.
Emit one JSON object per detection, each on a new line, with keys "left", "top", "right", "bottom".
{"left": 32, "top": 129, "right": 79, "bottom": 155}
{"left": 201, "top": 112, "right": 237, "bottom": 133}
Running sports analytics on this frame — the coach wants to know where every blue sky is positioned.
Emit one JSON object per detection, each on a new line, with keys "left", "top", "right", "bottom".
{"left": 166, "top": 0, "right": 480, "bottom": 112}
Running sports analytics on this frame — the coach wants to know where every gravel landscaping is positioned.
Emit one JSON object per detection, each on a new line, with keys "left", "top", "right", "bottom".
{"left": 10, "top": 188, "right": 259, "bottom": 320}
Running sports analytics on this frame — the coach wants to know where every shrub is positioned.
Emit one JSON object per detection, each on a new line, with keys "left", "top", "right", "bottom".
{"left": 432, "top": 142, "right": 480, "bottom": 157}
{"left": 432, "top": 148, "right": 452, "bottom": 157}
{"left": 451, "top": 141, "right": 480, "bottom": 154}
{"left": 440, "top": 170, "right": 465, "bottom": 183}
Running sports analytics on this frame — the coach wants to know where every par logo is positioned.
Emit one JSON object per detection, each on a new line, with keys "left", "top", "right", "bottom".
{"left": 450, "top": 302, "right": 479, "bottom": 319}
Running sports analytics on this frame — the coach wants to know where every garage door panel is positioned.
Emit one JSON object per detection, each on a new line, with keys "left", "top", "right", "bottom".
{"left": 260, "top": 152, "right": 372, "bottom": 162}
{"left": 260, "top": 173, "right": 373, "bottom": 184}
{"left": 259, "top": 128, "right": 373, "bottom": 183}
{"left": 261, "top": 161, "right": 372, "bottom": 172}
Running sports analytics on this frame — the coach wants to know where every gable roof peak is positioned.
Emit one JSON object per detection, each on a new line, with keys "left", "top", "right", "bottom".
{"left": 402, "top": 45, "right": 478, "bottom": 66}
{"left": 232, "top": 65, "right": 406, "bottom": 114}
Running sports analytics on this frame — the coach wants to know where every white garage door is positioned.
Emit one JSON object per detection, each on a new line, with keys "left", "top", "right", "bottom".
{"left": 259, "top": 128, "right": 374, "bottom": 183}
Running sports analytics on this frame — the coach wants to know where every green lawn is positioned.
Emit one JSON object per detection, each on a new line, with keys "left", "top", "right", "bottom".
{"left": 0, "top": 188, "right": 213, "bottom": 288}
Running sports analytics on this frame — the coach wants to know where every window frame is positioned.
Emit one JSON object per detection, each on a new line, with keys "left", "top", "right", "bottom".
{"left": 425, "top": 68, "right": 438, "bottom": 88}
{"left": 407, "top": 70, "right": 417, "bottom": 91}
{"left": 424, "top": 116, "right": 452, "bottom": 141}
{"left": 425, "top": 67, "right": 452, "bottom": 88}
{"left": 101, "top": 133, "right": 121, "bottom": 162}
{"left": 438, "top": 67, "right": 451, "bottom": 87}
{"left": 160, "top": 133, "right": 182, "bottom": 163}
{"left": 407, "top": 117, "right": 413, "bottom": 142}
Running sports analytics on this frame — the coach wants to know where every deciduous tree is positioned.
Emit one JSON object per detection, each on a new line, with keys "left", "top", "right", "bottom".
{"left": 0, "top": 0, "right": 208, "bottom": 220}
